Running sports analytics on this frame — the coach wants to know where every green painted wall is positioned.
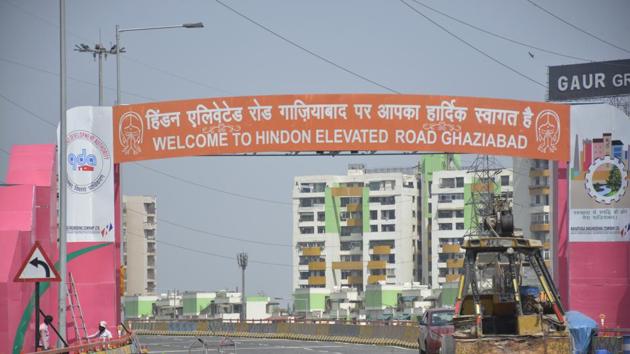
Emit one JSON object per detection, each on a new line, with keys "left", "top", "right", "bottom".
{"left": 247, "top": 296, "right": 269, "bottom": 302}
{"left": 362, "top": 187, "right": 370, "bottom": 232}
{"left": 324, "top": 187, "right": 339, "bottom": 233}
{"left": 183, "top": 295, "right": 214, "bottom": 315}
{"left": 464, "top": 183, "right": 474, "bottom": 229}
{"left": 365, "top": 289, "right": 400, "bottom": 309}
{"left": 294, "top": 292, "right": 328, "bottom": 311}
{"left": 124, "top": 298, "right": 155, "bottom": 318}
{"left": 439, "top": 287, "right": 458, "bottom": 307}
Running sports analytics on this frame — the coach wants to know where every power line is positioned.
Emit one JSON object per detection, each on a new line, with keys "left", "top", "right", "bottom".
{"left": 400, "top": 0, "right": 547, "bottom": 88}
{"left": 132, "top": 162, "right": 292, "bottom": 207}
{"left": 525, "top": 0, "right": 630, "bottom": 55}
{"left": 1, "top": 0, "right": 232, "bottom": 97}
{"left": 0, "top": 92, "right": 57, "bottom": 127}
{"left": 125, "top": 207, "right": 291, "bottom": 247}
{"left": 0, "top": 56, "right": 155, "bottom": 101}
{"left": 125, "top": 230, "right": 291, "bottom": 268}
{"left": 214, "top": 0, "right": 400, "bottom": 94}
{"left": 409, "top": 0, "right": 592, "bottom": 62}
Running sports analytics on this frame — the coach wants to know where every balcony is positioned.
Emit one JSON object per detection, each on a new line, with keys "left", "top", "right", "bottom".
{"left": 472, "top": 183, "right": 494, "bottom": 193}
{"left": 529, "top": 186, "right": 551, "bottom": 194}
{"left": 143, "top": 222, "right": 156, "bottom": 229}
{"left": 367, "top": 260, "right": 386, "bottom": 270}
{"left": 302, "top": 247, "right": 322, "bottom": 256}
{"left": 446, "top": 274, "right": 461, "bottom": 282}
{"left": 529, "top": 168, "right": 551, "bottom": 177}
{"left": 309, "top": 261, "right": 326, "bottom": 271}
{"left": 447, "top": 259, "right": 464, "bottom": 269}
{"left": 346, "top": 218, "right": 362, "bottom": 227}
{"left": 371, "top": 245, "right": 391, "bottom": 255}
{"left": 543, "top": 242, "right": 551, "bottom": 250}
{"left": 346, "top": 203, "right": 362, "bottom": 212}
{"left": 308, "top": 276, "right": 326, "bottom": 286}
{"left": 531, "top": 223, "right": 551, "bottom": 232}
{"left": 347, "top": 275, "right": 363, "bottom": 285}
{"left": 438, "top": 262, "right": 447, "bottom": 268}
{"left": 331, "top": 187, "right": 363, "bottom": 197}
{"left": 368, "top": 275, "right": 386, "bottom": 284}
{"left": 441, "top": 244, "right": 460, "bottom": 253}
{"left": 332, "top": 261, "right": 363, "bottom": 270}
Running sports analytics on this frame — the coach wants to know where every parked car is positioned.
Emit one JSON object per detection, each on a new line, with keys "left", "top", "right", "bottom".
{"left": 418, "top": 308, "right": 454, "bottom": 354}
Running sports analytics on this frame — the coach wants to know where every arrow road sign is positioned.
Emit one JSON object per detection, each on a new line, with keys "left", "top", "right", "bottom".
{"left": 14, "top": 241, "right": 61, "bottom": 282}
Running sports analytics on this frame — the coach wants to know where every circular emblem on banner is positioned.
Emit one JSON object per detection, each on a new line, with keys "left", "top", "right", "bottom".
{"left": 66, "top": 130, "right": 112, "bottom": 194}
{"left": 585, "top": 156, "right": 628, "bottom": 204}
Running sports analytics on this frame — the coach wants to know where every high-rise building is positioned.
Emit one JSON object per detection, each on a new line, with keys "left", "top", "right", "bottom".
{"left": 122, "top": 195, "right": 157, "bottom": 295}
{"left": 292, "top": 164, "right": 421, "bottom": 300}
{"left": 513, "top": 158, "right": 554, "bottom": 271}
{"left": 428, "top": 168, "right": 513, "bottom": 289}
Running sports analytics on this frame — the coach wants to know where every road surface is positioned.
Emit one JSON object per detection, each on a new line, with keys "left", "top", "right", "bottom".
{"left": 138, "top": 335, "right": 416, "bottom": 354}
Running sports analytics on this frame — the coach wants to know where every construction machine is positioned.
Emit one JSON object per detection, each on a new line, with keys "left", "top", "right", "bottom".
{"left": 441, "top": 194, "right": 571, "bottom": 354}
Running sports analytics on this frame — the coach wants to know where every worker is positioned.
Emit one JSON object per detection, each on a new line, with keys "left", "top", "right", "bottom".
{"left": 87, "top": 321, "right": 112, "bottom": 342}
{"left": 39, "top": 315, "right": 53, "bottom": 350}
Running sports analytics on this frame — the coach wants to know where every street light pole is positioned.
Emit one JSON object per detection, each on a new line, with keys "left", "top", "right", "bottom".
{"left": 114, "top": 22, "right": 203, "bottom": 105}
{"left": 237, "top": 253, "right": 248, "bottom": 322}
{"left": 75, "top": 43, "right": 117, "bottom": 105}
{"left": 58, "top": 0, "right": 67, "bottom": 347}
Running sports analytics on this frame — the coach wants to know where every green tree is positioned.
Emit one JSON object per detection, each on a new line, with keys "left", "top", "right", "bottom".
{"left": 606, "top": 166, "right": 622, "bottom": 193}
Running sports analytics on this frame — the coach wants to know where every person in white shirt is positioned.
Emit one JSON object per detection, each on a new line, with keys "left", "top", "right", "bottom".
{"left": 87, "top": 321, "right": 113, "bottom": 342}
{"left": 39, "top": 315, "right": 53, "bottom": 350}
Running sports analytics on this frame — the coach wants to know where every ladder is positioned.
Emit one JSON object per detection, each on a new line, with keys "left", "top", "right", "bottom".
{"left": 66, "top": 273, "right": 89, "bottom": 345}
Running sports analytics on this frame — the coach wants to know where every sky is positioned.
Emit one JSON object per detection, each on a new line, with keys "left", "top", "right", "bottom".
{"left": 0, "top": 0, "right": 629, "bottom": 301}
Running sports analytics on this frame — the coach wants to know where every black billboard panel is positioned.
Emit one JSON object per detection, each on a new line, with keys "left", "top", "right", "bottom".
{"left": 548, "top": 59, "right": 630, "bottom": 101}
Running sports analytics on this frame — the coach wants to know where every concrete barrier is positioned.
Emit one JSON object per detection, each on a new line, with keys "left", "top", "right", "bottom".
{"left": 129, "top": 320, "right": 419, "bottom": 349}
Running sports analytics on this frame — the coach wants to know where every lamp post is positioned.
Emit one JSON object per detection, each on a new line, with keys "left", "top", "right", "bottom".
{"left": 237, "top": 253, "right": 248, "bottom": 322}
{"left": 114, "top": 22, "right": 203, "bottom": 105}
{"left": 74, "top": 43, "right": 118, "bottom": 105}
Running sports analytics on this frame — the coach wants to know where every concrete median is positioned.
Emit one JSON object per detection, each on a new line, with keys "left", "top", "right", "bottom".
{"left": 129, "top": 320, "right": 419, "bottom": 348}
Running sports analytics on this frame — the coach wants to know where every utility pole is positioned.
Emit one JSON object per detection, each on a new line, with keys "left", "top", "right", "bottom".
{"left": 237, "top": 253, "right": 248, "bottom": 322}
{"left": 74, "top": 42, "right": 117, "bottom": 105}
{"left": 58, "top": 0, "right": 67, "bottom": 347}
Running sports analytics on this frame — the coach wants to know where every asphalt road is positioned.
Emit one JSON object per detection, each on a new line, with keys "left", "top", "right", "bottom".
{"left": 138, "top": 335, "right": 417, "bottom": 354}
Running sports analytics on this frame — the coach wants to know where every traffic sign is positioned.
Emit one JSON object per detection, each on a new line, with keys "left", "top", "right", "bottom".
{"left": 14, "top": 241, "right": 61, "bottom": 282}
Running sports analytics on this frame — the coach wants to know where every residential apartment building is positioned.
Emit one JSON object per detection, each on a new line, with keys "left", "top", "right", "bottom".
{"left": 122, "top": 195, "right": 157, "bottom": 295}
{"left": 428, "top": 168, "right": 513, "bottom": 289}
{"left": 513, "top": 158, "right": 554, "bottom": 271}
{"left": 292, "top": 164, "right": 421, "bottom": 303}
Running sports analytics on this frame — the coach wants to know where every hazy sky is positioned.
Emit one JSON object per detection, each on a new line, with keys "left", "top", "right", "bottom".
{"left": 1, "top": 0, "right": 628, "bottom": 301}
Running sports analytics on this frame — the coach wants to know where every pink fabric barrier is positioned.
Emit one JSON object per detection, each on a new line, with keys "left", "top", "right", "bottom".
{"left": 0, "top": 144, "right": 120, "bottom": 354}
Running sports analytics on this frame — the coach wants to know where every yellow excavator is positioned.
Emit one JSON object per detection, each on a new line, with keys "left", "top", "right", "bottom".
{"left": 441, "top": 197, "right": 570, "bottom": 354}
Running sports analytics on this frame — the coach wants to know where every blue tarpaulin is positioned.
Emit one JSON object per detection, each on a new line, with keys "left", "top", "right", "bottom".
{"left": 566, "top": 311, "right": 598, "bottom": 354}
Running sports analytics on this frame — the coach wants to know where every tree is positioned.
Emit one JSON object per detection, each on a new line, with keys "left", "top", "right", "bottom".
{"left": 606, "top": 166, "right": 622, "bottom": 193}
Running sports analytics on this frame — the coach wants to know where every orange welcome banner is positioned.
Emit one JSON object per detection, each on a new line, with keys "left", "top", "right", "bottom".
{"left": 113, "top": 94, "right": 569, "bottom": 163}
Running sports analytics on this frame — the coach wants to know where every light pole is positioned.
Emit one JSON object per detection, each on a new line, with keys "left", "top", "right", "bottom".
{"left": 114, "top": 22, "right": 203, "bottom": 104}
{"left": 58, "top": 0, "right": 68, "bottom": 347}
{"left": 74, "top": 43, "right": 118, "bottom": 105}
{"left": 237, "top": 253, "right": 248, "bottom": 322}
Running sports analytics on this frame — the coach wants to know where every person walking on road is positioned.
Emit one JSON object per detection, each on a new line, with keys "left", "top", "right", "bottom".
{"left": 87, "top": 321, "right": 112, "bottom": 342}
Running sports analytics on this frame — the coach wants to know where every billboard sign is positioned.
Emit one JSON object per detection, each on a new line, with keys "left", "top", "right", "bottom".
{"left": 569, "top": 104, "right": 630, "bottom": 242}
{"left": 549, "top": 59, "right": 630, "bottom": 101}
{"left": 112, "top": 94, "right": 569, "bottom": 162}
{"left": 66, "top": 106, "right": 115, "bottom": 242}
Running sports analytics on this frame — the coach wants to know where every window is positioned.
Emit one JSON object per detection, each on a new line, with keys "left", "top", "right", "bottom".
{"left": 300, "top": 227, "right": 314, "bottom": 234}
{"left": 501, "top": 175, "right": 510, "bottom": 186}
{"left": 438, "top": 210, "right": 453, "bottom": 218}
{"left": 340, "top": 226, "right": 362, "bottom": 236}
{"left": 440, "top": 178, "right": 455, "bottom": 188}
{"left": 544, "top": 195, "right": 550, "bottom": 206}
{"left": 370, "top": 225, "right": 378, "bottom": 232}
{"left": 456, "top": 223, "right": 465, "bottom": 230}
{"left": 455, "top": 210, "right": 464, "bottom": 218}
{"left": 340, "top": 197, "right": 361, "bottom": 207}
{"left": 388, "top": 254, "right": 396, "bottom": 263}
{"left": 299, "top": 198, "right": 325, "bottom": 207}
{"left": 317, "top": 212, "right": 325, "bottom": 221}
{"left": 317, "top": 226, "right": 325, "bottom": 234}
{"left": 456, "top": 177, "right": 464, "bottom": 188}
{"left": 404, "top": 181, "right": 414, "bottom": 188}
{"left": 370, "top": 210, "right": 378, "bottom": 220}
{"left": 381, "top": 210, "right": 395, "bottom": 220}
{"left": 438, "top": 223, "right": 453, "bottom": 230}
{"left": 381, "top": 224, "right": 395, "bottom": 232}
{"left": 299, "top": 212, "right": 314, "bottom": 222}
